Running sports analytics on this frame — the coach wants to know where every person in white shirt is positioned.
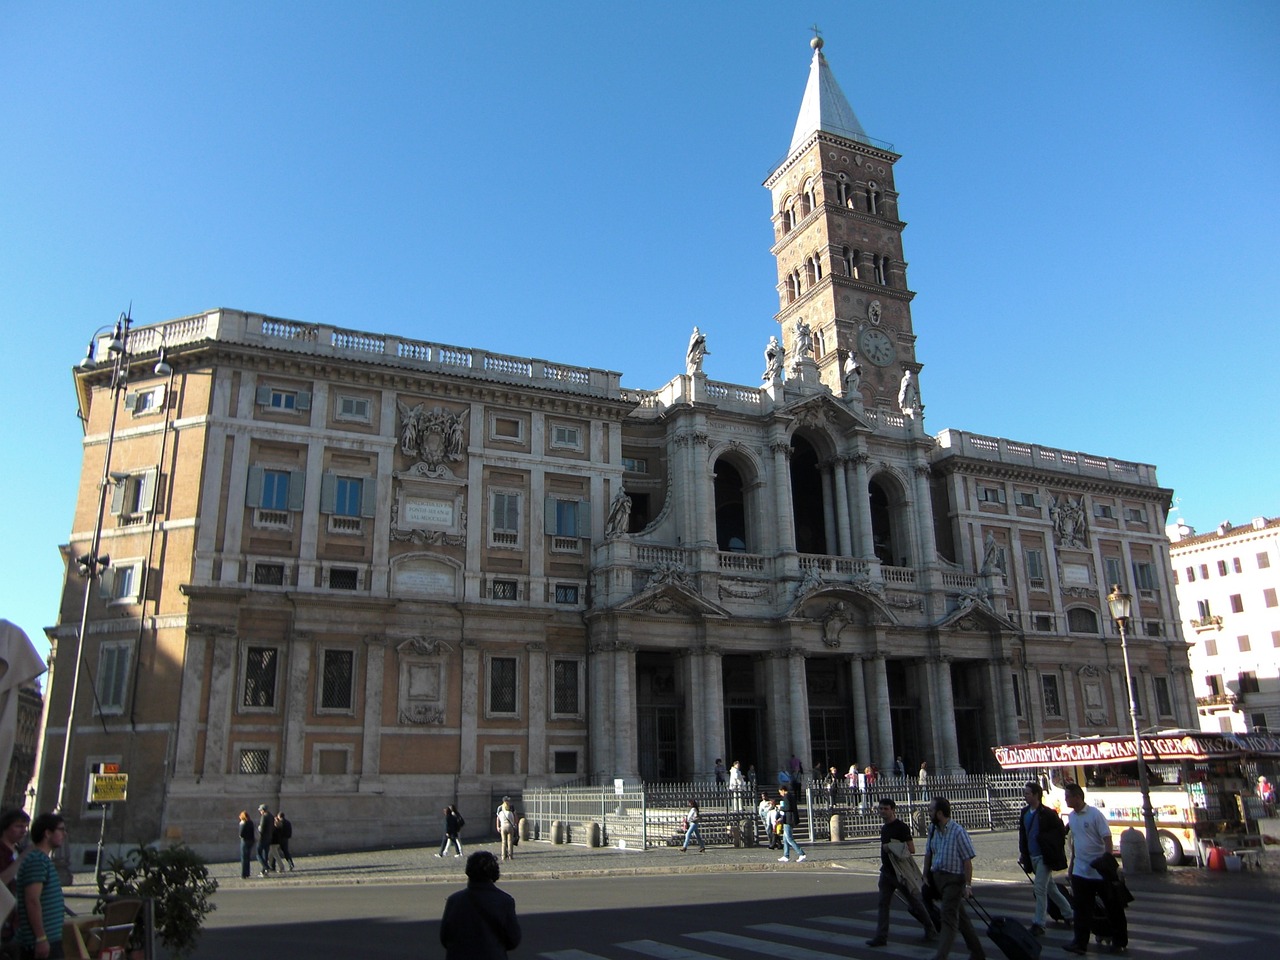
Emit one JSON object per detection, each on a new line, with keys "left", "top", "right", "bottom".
{"left": 1064, "top": 782, "right": 1128, "bottom": 955}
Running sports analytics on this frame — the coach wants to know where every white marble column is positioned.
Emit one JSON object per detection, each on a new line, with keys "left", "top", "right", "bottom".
{"left": 360, "top": 635, "right": 386, "bottom": 781}
{"left": 614, "top": 643, "right": 638, "bottom": 779}
{"left": 833, "top": 458, "right": 853, "bottom": 556}
{"left": 931, "top": 656, "right": 961, "bottom": 774}
{"left": 912, "top": 462, "right": 939, "bottom": 566}
{"left": 992, "top": 656, "right": 1020, "bottom": 743}
{"left": 702, "top": 646, "right": 726, "bottom": 779}
{"left": 527, "top": 642, "right": 547, "bottom": 777}
{"left": 848, "top": 655, "right": 871, "bottom": 768}
{"left": 201, "top": 629, "right": 239, "bottom": 776}
{"left": 588, "top": 640, "right": 614, "bottom": 779}
{"left": 771, "top": 440, "right": 796, "bottom": 552}
{"left": 850, "top": 452, "right": 875, "bottom": 559}
{"left": 693, "top": 433, "right": 713, "bottom": 547}
{"left": 870, "top": 653, "right": 894, "bottom": 768}
{"left": 787, "top": 648, "right": 811, "bottom": 775}
{"left": 459, "top": 639, "right": 479, "bottom": 776}
{"left": 821, "top": 463, "right": 838, "bottom": 555}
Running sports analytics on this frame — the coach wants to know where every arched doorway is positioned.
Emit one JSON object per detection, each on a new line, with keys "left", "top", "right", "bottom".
{"left": 869, "top": 474, "right": 911, "bottom": 567}
{"left": 790, "top": 435, "right": 826, "bottom": 554}
{"left": 714, "top": 459, "right": 749, "bottom": 552}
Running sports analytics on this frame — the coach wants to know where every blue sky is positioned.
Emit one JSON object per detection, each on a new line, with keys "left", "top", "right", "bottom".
{"left": 2, "top": 1, "right": 1277, "bottom": 663}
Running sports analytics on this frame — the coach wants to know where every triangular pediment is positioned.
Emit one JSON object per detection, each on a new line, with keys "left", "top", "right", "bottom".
{"left": 617, "top": 581, "right": 731, "bottom": 619}
{"left": 781, "top": 392, "right": 871, "bottom": 433}
{"left": 936, "top": 598, "right": 1018, "bottom": 634}
{"left": 787, "top": 582, "right": 899, "bottom": 627}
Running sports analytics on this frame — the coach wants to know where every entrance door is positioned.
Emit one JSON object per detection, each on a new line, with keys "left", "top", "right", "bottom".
{"left": 638, "top": 705, "right": 681, "bottom": 782}
{"left": 810, "top": 707, "right": 852, "bottom": 774}
{"left": 725, "top": 702, "right": 762, "bottom": 773}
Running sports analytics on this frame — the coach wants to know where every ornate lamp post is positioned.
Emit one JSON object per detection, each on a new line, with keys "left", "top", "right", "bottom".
{"left": 1106, "top": 583, "right": 1167, "bottom": 872}
{"left": 52, "top": 312, "right": 170, "bottom": 813}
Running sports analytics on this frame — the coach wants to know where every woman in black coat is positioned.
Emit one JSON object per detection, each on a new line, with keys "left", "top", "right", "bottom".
{"left": 436, "top": 805, "right": 465, "bottom": 858}
{"left": 237, "top": 811, "right": 255, "bottom": 879}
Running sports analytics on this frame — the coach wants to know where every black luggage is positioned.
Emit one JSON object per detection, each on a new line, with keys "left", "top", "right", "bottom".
{"left": 969, "top": 895, "right": 1042, "bottom": 960}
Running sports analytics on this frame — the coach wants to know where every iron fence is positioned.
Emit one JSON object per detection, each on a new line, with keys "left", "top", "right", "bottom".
{"left": 520, "top": 774, "right": 1029, "bottom": 849}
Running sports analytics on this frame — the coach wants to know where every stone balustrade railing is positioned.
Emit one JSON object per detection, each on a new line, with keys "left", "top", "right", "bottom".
{"left": 935, "top": 428, "right": 1159, "bottom": 486}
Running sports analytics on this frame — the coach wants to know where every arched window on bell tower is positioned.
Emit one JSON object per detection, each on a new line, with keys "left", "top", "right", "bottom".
{"left": 814, "top": 328, "right": 826, "bottom": 359}
{"left": 873, "top": 254, "right": 889, "bottom": 285}
{"left": 803, "top": 179, "right": 816, "bottom": 216}
{"left": 836, "top": 179, "right": 852, "bottom": 208}
{"left": 866, "top": 181, "right": 881, "bottom": 215}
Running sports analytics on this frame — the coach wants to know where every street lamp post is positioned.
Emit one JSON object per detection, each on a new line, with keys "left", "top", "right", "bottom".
{"left": 1106, "top": 583, "right": 1167, "bottom": 873}
{"left": 52, "top": 312, "right": 170, "bottom": 814}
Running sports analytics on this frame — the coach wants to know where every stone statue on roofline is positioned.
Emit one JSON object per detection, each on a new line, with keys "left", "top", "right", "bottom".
{"left": 604, "top": 489, "right": 632, "bottom": 538}
{"left": 686, "top": 326, "right": 708, "bottom": 375}
{"left": 763, "top": 336, "right": 785, "bottom": 381}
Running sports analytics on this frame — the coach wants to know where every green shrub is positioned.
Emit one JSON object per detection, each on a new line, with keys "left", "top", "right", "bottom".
{"left": 99, "top": 844, "right": 218, "bottom": 959}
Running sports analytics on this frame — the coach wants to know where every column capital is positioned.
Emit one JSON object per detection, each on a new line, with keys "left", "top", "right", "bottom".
{"left": 770, "top": 441, "right": 794, "bottom": 459}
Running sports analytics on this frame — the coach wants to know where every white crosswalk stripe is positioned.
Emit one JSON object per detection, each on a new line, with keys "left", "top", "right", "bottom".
{"left": 539, "top": 890, "right": 1274, "bottom": 960}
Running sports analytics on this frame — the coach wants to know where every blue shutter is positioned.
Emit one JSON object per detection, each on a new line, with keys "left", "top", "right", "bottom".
{"left": 288, "top": 470, "right": 305, "bottom": 511}
{"left": 296, "top": 391, "right": 312, "bottom": 411}
{"left": 255, "top": 385, "right": 273, "bottom": 406}
{"left": 544, "top": 497, "right": 557, "bottom": 535}
{"left": 360, "top": 478, "right": 377, "bottom": 518}
{"left": 320, "top": 473, "right": 336, "bottom": 514}
{"left": 577, "top": 500, "right": 591, "bottom": 538}
{"left": 246, "top": 466, "right": 265, "bottom": 508}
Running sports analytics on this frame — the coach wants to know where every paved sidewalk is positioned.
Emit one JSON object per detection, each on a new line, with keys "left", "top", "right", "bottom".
{"left": 201, "top": 829, "right": 1280, "bottom": 894}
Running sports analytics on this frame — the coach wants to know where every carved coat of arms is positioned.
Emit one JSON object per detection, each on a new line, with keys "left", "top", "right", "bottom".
{"left": 397, "top": 402, "right": 466, "bottom": 477}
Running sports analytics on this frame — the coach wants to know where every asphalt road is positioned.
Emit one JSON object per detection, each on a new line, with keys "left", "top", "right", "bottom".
{"left": 196, "top": 867, "right": 1280, "bottom": 960}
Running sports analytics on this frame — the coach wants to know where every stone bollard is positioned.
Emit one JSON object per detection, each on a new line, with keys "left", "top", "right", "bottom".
{"left": 829, "top": 812, "right": 842, "bottom": 842}
{"left": 741, "top": 819, "right": 757, "bottom": 847}
{"left": 1119, "top": 827, "right": 1150, "bottom": 873}
{"left": 551, "top": 820, "right": 564, "bottom": 844}
{"left": 518, "top": 817, "right": 529, "bottom": 842}
{"left": 588, "top": 822, "right": 602, "bottom": 847}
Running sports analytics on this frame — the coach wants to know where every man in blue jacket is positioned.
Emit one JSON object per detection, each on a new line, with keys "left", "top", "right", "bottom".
{"left": 440, "top": 851, "right": 521, "bottom": 960}
{"left": 1017, "top": 781, "right": 1073, "bottom": 935}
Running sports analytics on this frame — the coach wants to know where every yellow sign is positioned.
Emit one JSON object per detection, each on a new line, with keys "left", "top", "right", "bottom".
{"left": 89, "top": 773, "right": 129, "bottom": 803}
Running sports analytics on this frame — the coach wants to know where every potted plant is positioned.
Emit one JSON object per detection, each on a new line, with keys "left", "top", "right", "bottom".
{"left": 99, "top": 843, "right": 218, "bottom": 959}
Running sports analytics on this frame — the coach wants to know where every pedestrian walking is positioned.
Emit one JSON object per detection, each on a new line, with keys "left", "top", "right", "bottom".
{"left": 922, "top": 796, "right": 986, "bottom": 960}
{"left": 440, "top": 851, "right": 521, "bottom": 960}
{"left": 436, "top": 805, "right": 465, "bottom": 858}
{"left": 15, "top": 813, "right": 66, "bottom": 960}
{"left": 236, "top": 811, "right": 255, "bottom": 879}
{"left": 918, "top": 761, "right": 929, "bottom": 786}
{"left": 680, "top": 799, "right": 705, "bottom": 853}
{"left": 256, "top": 804, "right": 275, "bottom": 876}
{"left": 714, "top": 759, "right": 726, "bottom": 784}
{"left": 1064, "top": 782, "right": 1128, "bottom": 955}
{"left": 1017, "top": 781, "right": 1073, "bottom": 936}
{"left": 728, "top": 761, "right": 746, "bottom": 810}
{"left": 893, "top": 756, "right": 905, "bottom": 778}
{"left": 866, "top": 797, "right": 937, "bottom": 948}
{"left": 776, "top": 784, "right": 805, "bottom": 862}
{"left": 495, "top": 798, "right": 518, "bottom": 862}
{"left": 273, "top": 812, "right": 296, "bottom": 871}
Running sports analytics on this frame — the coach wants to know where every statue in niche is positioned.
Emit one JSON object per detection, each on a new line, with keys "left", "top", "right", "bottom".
{"left": 686, "top": 326, "right": 708, "bottom": 375}
{"left": 763, "top": 336, "right": 785, "bottom": 381}
{"left": 604, "top": 489, "right": 632, "bottom": 538}
{"left": 980, "top": 532, "right": 1001, "bottom": 575}
{"left": 397, "top": 401, "right": 467, "bottom": 478}
{"left": 898, "top": 369, "right": 922, "bottom": 417}
{"left": 1050, "top": 493, "right": 1088, "bottom": 548}
{"left": 794, "top": 319, "right": 814, "bottom": 359}
{"left": 843, "top": 351, "right": 862, "bottom": 397}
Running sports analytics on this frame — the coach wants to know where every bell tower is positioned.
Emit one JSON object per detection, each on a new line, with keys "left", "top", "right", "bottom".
{"left": 765, "top": 37, "right": 918, "bottom": 408}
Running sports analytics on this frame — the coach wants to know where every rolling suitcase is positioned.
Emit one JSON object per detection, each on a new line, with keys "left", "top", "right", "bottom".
{"left": 969, "top": 895, "right": 1042, "bottom": 960}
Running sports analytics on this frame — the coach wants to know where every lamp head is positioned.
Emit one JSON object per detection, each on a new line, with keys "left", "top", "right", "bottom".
{"left": 154, "top": 348, "right": 172, "bottom": 377}
{"left": 77, "top": 341, "right": 97, "bottom": 371}
{"left": 1106, "top": 583, "right": 1133, "bottom": 623}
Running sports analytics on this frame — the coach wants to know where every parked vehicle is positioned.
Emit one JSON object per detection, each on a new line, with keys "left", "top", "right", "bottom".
{"left": 992, "top": 729, "right": 1280, "bottom": 865}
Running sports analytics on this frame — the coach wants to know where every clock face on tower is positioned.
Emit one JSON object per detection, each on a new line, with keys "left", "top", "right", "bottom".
{"left": 858, "top": 327, "right": 897, "bottom": 367}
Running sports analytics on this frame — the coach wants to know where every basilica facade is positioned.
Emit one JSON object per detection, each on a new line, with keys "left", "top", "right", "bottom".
{"left": 37, "top": 40, "right": 1192, "bottom": 860}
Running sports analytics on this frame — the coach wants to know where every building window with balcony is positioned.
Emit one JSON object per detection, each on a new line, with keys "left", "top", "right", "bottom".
{"left": 321, "top": 473, "right": 375, "bottom": 534}
{"left": 1239, "top": 671, "right": 1260, "bottom": 694}
{"left": 1206, "top": 674, "right": 1223, "bottom": 696}
{"left": 1025, "top": 549, "right": 1046, "bottom": 588}
{"left": 1104, "top": 557, "right": 1124, "bottom": 590}
{"left": 248, "top": 465, "right": 303, "bottom": 529}
{"left": 490, "top": 490, "right": 521, "bottom": 548}
{"left": 1132, "top": 562, "right": 1157, "bottom": 592}
{"left": 545, "top": 497, "right": 589, "bottom": 552}
{"left": 110, "top": 469, "right": 159, "bottom": 526}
